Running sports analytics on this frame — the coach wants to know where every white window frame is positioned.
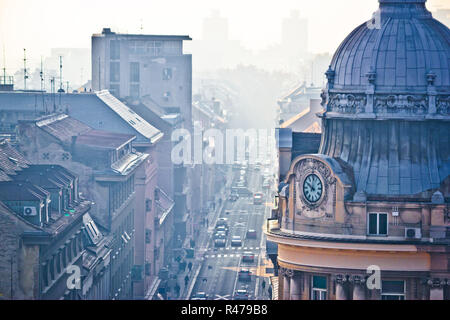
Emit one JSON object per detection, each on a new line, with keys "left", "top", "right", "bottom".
{"left": 367, "top": 212, "right": 388, "bottom": 236}
{"left": 381, "top": 280, "right": 406, "bottom": 300}
{"left": 311, "top": 275, "right": 327, "bottom": 300}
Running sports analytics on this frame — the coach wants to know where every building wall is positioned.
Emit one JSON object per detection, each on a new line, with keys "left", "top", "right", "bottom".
{"left": 92, "top": 34, "right": 192, "bottom": 131}
{"left": 16, "top": 122, "right": 137, "bottom": 300}
{"left": 0, "top": 210, "right": 38, "bottom": 300}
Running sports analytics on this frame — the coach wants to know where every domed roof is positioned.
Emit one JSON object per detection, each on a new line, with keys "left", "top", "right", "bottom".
{"left": 328, "top": 0, "right": 450, "bottom": 93}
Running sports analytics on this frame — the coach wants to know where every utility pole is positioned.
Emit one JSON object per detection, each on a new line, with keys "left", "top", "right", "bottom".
{"left": 59, "top": 56, "right": 63, "bottom": 92}
{"left": 40, "top": 56, "right": 44, "bottom": 91}
{"left": 23, "top": 49, "right": 28, "bottom": 90}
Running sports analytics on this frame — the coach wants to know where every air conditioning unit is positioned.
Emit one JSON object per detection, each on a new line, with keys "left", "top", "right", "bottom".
{"left": 23, "top": 206, "right": 37, "bottom": 217}
{"left": 405, "top": 227, "right": 421, "bottom": 239}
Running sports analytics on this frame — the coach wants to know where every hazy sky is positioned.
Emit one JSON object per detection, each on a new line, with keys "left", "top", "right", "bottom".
{"left": 0, "top": 0, "right": 448, "bottom": 70}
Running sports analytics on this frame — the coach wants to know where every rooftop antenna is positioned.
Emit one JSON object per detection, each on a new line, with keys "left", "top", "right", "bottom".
{"left": 140, "top": 19, "right": 144, "bottom": 33}
{"left": 58, "top": 56, "right": 63, "bottom": 92}
{"left": 40, "top": 56, "right": 44, "bottom": 91}
{"left": 50, "top": 77, "right": 55, "bottom": 113}
{"left": 23, "top": 49, "right": 28, "bottom": 90}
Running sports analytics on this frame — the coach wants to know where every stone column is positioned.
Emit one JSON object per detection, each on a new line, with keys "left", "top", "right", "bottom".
{"left": 428, "top": 279, "right": 446, "bottom": 300}
{"left": 290, "top": 272, "right": 302, "bottom": 300}
{"left": 335, "top": 274, "right": 347, "bottom": 300}
{"left": 281, "top": 268, "right": 293, "bottom": 300}
{"left": 351, "top": 276, "right": 366, "bottom": 300}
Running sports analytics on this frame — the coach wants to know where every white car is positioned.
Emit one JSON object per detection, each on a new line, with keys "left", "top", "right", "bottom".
{"left": 231, "top": 236, "right": 242, "bottom": 246}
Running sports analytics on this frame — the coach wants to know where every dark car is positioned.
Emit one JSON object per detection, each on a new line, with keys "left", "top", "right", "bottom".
{"left": 246, "top": 229, "right": 257, "bottom": 239}
{"left": 234, "top": 289, "right": 249, "bottom": 300}
{"left": 216, "top": 218, "right": 228, "bottom": 227}
{"left": 214, "top": 238, "right": 226, "bottom": 247}
{"left": 231, "top": 236, "right": 242, "bottom": 247}
{"left": 238, "top": 269, "right": 252, "bottom": 281}
{"left": 228, "top": 193, "right": 239, "bottom": 202}
{"left": 214, "top": 231, "right": 227, "bottom": 239}
{"left": 192, "top": 292, "right": 208, "bottom": 300}
{"left": 215, "top": 225, "right": 229, "bottom": 234}
{"left": 242, "top": 252, "right": 255, "bottom": 263}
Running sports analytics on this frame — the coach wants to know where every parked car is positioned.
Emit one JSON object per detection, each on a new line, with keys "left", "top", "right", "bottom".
{"left": 234, "top": 289, "right": 249, "bottom": 300}
{"left": 192, "top": 292, "right": 208, "bottom": 300}
{"left": 246, "top": 229, "right": 257, "bottom": 239}
{"left": 238, "top": 269, "right": 252, "bottom": 281}
{"left": 228, "top": 193, "right": 238, "bottom": 202}
{"left": 242, "top": 252, "right": 255, "bottom": 263}
{"left": 231, "top": 236, "right": 242, "bottom": 246}
{"left": 214, "top": 238, "right": 226, "bottom": 247}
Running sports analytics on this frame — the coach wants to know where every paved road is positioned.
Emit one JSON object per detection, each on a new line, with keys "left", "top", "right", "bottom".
{"left": 190, "top": 164, "right": 272, "bottom": 300}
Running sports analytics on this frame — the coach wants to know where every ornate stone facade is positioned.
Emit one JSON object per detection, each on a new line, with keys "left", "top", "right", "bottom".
{"left": 267, "top": 0, "right": 449, "bottom": 301}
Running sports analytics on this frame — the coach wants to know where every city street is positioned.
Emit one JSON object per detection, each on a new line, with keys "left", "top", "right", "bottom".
{"left": 189, "top": 163, "right": 273, "bottom": 300}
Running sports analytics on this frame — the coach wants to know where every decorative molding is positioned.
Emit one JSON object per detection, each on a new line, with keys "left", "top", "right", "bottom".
{"left": 328, "top": 93, "right": 367, "bottom": 114}
{"left": 374, "top": 94, "right": 428, "bottom": 115}
{"left": 294, "top": 158, "right": 336, "bottom": 217}
{"left": 349, "top": 275, "right": 366, "bottom": 285}
{"left": 280, "top": 267, "right": 295, "bottom": 278}
{"left": 436, "top": 96, "right": 450, "bottom": 115}
{"left": 426, "top": 278, "right": 448, "bottom": 288}
{"left": 325, "top": 93, "right": 450, "bottom": 116}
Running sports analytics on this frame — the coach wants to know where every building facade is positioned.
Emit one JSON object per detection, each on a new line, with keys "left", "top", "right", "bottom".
{"left": 0, "top": 90, "right": 172, "bottom": 299}
{"left": 0, "top": 140, "right": 111, "bottom": 300}
{"left": 16, "top": 115, "right": 148, "bottom": 299}
{"left": 266, "top": 0, "right": 450, "bottom": 300}
{"left": 91, "top": 28, "right": 192, "bottom": 131}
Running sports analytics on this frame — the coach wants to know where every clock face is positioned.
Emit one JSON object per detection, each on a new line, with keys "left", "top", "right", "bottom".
{"left": 303, "top": 174, "right": 323, "bottom": 203}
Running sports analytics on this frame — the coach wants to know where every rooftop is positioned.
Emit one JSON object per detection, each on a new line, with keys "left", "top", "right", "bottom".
{"left": 0, "top": 90, "right": 163, "bottom": 145}
{"left": 34, "top": 114, "right": 136, "bottom": 150}
{"left": 93, "top": 28, "right": 192, "bottom": 41}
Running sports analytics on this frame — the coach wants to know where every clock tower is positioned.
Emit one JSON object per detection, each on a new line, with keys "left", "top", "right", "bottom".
{"left": 266, "top": 0, "right": 450, "bottom": 300}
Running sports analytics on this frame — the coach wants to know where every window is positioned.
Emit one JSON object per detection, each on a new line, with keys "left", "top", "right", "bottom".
{"left": 42, "top": 263, "right": 49, "bottom": 287}
{"left": 110, "top": 40, "right": 120, "bottom": 60}
{"left": 129, "top": 41, "right": 146, "bottom": 54}
{"left": 130, "top": 84, "right": 140, "bottom": 98}
{"left": 146, "top": 199, "right": 152, "bottom": 212}
{"left": 109, "top": 84, "right": 120, "bottom": 97}
{"left": 147, "top": 41, "right": 162, "bottom": 56}
{"left": 130, "top": 62, "right": 140, "bottom": 82}
{"left": 381, "top": 281, "right": 405, "bottom": 300}
{"left": 368, "top": 212, "right": 388, "bottom": 235}
{"left": 145, "top": 229, "right": 151, "bottom": 244}
{"left": 163, "top": 41, "right": 181, "bottom": 55}
{"left": 110, "top": 62, "right": 120, "bottom": 82}
{"left": 163, "top": 91, "right": 171, "bottom": 102}
{"left": 311, "top": 275, "right": 327, "bottom": 300}
{"left": 163, "top": 68, "right": 172, "bottom": 80}
{"left": 145, "top": 262, "right": 151, "bottom": 276}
